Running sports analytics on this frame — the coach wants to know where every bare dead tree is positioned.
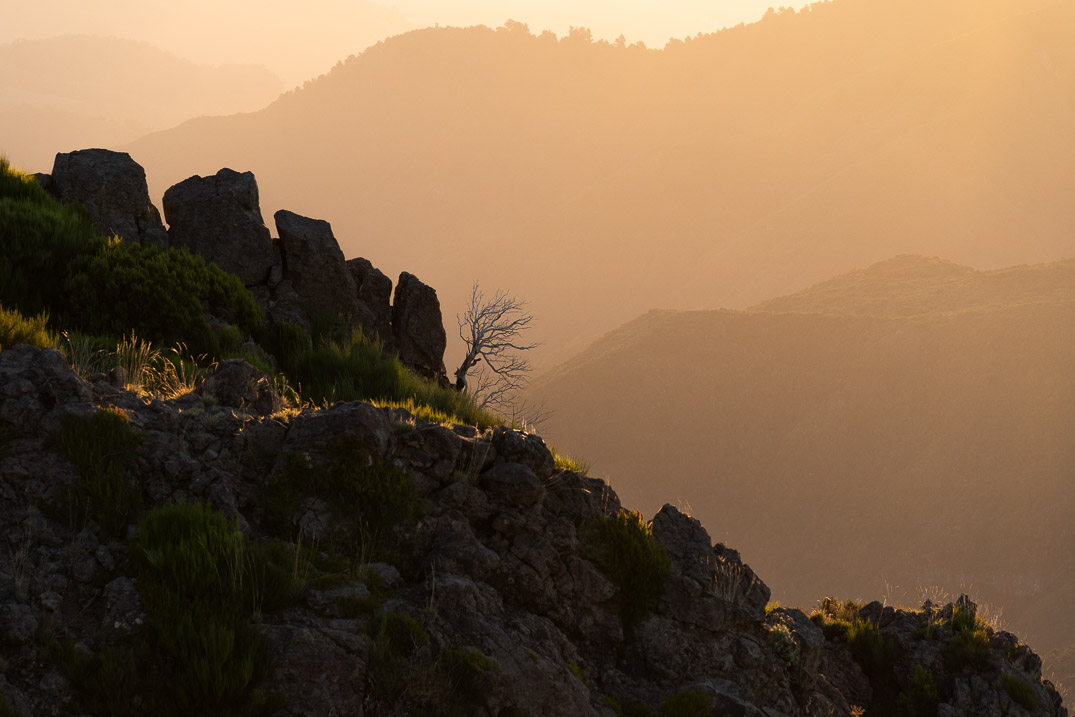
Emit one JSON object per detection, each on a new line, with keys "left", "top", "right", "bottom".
{"left": 455, "top": 283, "right": 540, "bottom": 414}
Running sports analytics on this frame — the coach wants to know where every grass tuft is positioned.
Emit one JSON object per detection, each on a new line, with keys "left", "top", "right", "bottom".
{"left": 0, "top": 304, "right": 57, "bottom": 352}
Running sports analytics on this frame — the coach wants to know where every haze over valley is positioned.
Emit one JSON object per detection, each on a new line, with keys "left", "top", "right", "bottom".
{"left": 118, "top": 0, "right": 1075, "bottom": 368}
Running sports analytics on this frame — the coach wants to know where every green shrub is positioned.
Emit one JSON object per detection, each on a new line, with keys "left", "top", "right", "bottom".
{"left": 0, "top": 305, "right": 57, "bottom": 352}
{"left": 0, "top": 179, "right": 101, "bottom": 316}
{"left": 64, "top": 242, "right": 262, "bottom": 357}
{"left": 263, "top": 441, "right": 420, "bottom": 561}
{"left": 847, "top": 619, "right": 894, "bottom": 676}
{"left": 1, "top": 158, "right": 262, "bottom": 359}
{"left": 896, "top": 664, "right": 939, "bottom": 717}
{"left": 265, "top": 321, "right": 500, "bottom": 428}
{"left": 809, "top": 597, "right": 861, "bottom": 639}
{"left": 438, "top": 645, "right": 499, "bottom": 701}
{"left": 946, "top": 604, "right": 990, "bottom": 672}
{"left": 58, "top": 408, "right": 142, "bottom": 538}
{"left": 551, "top": 446, "right": 590, "bottom": 474}
{"left": 53, "top": 638, "right": 143, "bottom": 717}
{"left": 951, "top": 603, "right": 978, "bottom": 633}
{"left": 946, "top": 628, "right": 990, "bottom": 671}
{"left": 659, "top": 687, "right": 713, "bottom": 717}
{"left": 132, "top": 502, "right": 274, "bottom": 716}
{"left": 366, "top": 610, "right": 430, "bottom": 701}
{"left": 602, "top": 696, "right": 657, "bottom": 717}
{"left": 1000, "top": 673, "right": 1036, "bottom": 710}
{"left": 0, "top": 156, "right": 51, "bottom": 204}
{"left": 586, "top": 510, "right": 673, "bottom": 630}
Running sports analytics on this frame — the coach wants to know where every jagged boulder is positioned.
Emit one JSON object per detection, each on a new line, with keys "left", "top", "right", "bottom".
{"left": 162, "top": 168, "right": 276, "bottom": 287}
{"left": 273, "top": 210, "right": 358, "bottom": 321}
{"left": 48, "top": 149, "right": 168, "bottom": 247}
{"left": 348, "top": 257, "right": 394, "bottom": 348}
{"left": 392, "top": 272, "right": 447, "bottom": 382}
{"left": 194, "top": 359, "right": 280, "bottom": 417}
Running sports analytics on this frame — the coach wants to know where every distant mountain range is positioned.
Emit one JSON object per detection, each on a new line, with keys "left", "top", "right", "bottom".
{"left": 0, "top": 35, "right": 281, "bottom": 171}
{"left": 528, "top": 255, "right": 1075, "bottom": 654}
{"left": 123, "top": 0, "right": 1075, "bottom": 367}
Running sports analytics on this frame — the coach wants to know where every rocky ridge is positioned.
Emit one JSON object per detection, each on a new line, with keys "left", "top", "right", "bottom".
{"left": 0, "top": 345, "right": 1066, "bottom": 717}
{"left": 37, "top": 148, "right": 448, "bottom": 384}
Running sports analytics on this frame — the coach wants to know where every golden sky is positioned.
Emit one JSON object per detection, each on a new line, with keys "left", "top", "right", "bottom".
{"left": 1, "top": 0, "right": 780, "bottom": 84}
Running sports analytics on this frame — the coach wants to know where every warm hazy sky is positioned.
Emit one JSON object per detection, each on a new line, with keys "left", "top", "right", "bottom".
{"left": 2, "top": 0, "right": 780, "bottom": 84}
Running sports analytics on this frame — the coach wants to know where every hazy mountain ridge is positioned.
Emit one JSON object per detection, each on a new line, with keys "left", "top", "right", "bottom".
{"left": 749, "top": 255, "right": 1075, "bottom": 317}
{"left": 125, "top": 0, "right": 1075, "bottom": 368}
{"left": 528, "top": 255, "right": 1075, "bottom": 655}
{"left": 0, "top": 35, "right": 282, "bottom": 171}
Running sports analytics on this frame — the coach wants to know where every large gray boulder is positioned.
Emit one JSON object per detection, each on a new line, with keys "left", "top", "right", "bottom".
{"left": 49, "top": 149, "right": 168, "bottom": 247}
{"left": 347, "top": 257, "right": 394, "bottom": 348}
{"left": 392, "top": 272, "right": 447, "bottom": 382}
{"left": 162, "top": 168, "right": 276, "bottom": 287}
{"left": 273, "top": 210, "right": 358, "bottom": 321}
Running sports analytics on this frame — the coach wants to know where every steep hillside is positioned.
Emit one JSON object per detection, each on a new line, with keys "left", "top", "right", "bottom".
{"left": 0, "top": 346, "right": 1067, "bottom": 716}
{"left": 528, "top": 257, "right": 1075, "bottom": 654}
{"left": 0, "top": 36, "right": 281, "bottom": 170}
{"left": 124, "top": 0, "right": 1075, "bottom": 366}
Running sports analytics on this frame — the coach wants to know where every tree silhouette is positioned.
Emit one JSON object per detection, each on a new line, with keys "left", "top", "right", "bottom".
{"left": 454, "top": 283, "right": 539, "bottom": 413}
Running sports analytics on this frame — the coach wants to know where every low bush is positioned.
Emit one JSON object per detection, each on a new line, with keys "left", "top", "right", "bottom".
{"left": 896, "top": 664, "right": 940, "bottom": 717}
{"left": 366, "top": 611, "right": 431, "bottom": 701}
{"left": 64, "top": 242, "right": 261, "bottom": 357}
{"left": 809, "top": 596, "right": 861, "bottom": 639}
{"left": 1000, "top": 673, "right": 1036, "bottom": 710}
{"left": 946, "top": 603, "right": 991, "bottom": 672}
{"left": 263, "top": 441, "right": 421, "bottom": 562}
{"left": 586, "top": 510, "right": 673, "bottom": 630}
{"left": 132, "top": 502, "right": 275, "bottom": 716}
{"left": 602, "top": 696, "right": 657, "bottom": 717}
{"left": 438, "top": 645, "right": 499, "bottom": 702}
{"left": 57, "top": 408, "right": 142, "bottom": 538}
{"left": 847, "top": 619, "right": 894, "bottom": 676}
{"left": 659, "top": 687, "right": 713, "bottom": 717}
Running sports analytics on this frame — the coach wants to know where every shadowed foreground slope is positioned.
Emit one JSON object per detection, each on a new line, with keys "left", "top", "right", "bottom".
{"left": 0, "top": 345, "right": 1066, "bottom": 716}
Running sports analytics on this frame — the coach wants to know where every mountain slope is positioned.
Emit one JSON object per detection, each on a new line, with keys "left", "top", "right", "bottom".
{"left": 124, "top": 0, "right": 1075, "bottom": 366}
{"left": 528, "top": 256, "right": 1075, "bottom": 653}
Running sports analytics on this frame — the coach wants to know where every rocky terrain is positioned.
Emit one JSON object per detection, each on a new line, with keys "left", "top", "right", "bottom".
{"left": 0, "top": 344, "right": 1067, "bottom": 716}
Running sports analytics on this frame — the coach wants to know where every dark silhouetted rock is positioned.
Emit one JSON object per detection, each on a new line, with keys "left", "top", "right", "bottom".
{"left": 392, "top": 272, "right": 447, "bottom": 381}
{"left": 195, "top": 359, "right": 279, "bottom": 416}
{"left": 273, "top": 210, "right": 358, "bottom": 320}
{"left": 163, "top": 168, "right": 276, "bottom": 286}
{"left": 347, "top": 257, "right": 394, "bottom": 348}
{"left": 49, "top": 149, "right": 168, "bottom": 247}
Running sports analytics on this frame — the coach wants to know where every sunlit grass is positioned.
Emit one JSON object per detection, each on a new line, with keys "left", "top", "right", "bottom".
{"left": 0, "top": 304, "right": 57, "bottom": 352}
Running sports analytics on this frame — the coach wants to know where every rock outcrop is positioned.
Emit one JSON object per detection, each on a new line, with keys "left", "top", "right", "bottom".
{"left": 273, "top": 209, "right": 358, "bottom": 322}
{"left": 45, "top": 149, "right": 168, "bottom": 247}
{"left": 0, "top": 345, "right": 1065, "bottom": 717}
{"left": 348, "top": 257, "right": 394, "bottom": 349}
{"left": 392, "top": 271, "right": 448, "bottom": 382}
{"left": 36, "top": 152, "right": 450, "bottom": 382}
{"left": 162, "top": 168, "right": 277, "bottom": 287}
